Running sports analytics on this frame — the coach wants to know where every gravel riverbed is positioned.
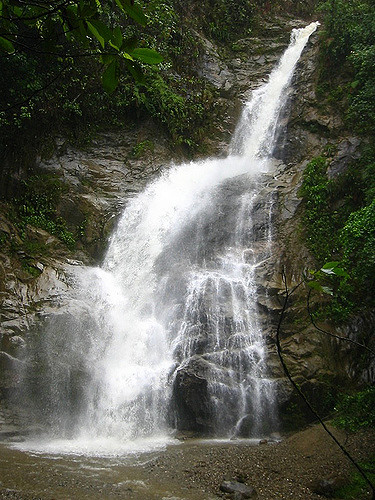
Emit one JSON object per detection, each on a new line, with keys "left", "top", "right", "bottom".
{"left": 0, "top": 424, "right": 374, "bottom": 499}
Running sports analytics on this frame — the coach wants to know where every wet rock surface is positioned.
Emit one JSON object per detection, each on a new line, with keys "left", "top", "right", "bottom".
{"left": 38, "top": 124, "right": 177, "bottom": 261}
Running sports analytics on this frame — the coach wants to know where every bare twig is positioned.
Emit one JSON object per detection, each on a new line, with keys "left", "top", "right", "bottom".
{"left": 307, "top": 288, "right": 375, "bottom": 356}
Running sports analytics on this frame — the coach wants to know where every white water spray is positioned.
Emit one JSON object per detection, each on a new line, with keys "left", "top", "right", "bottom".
{"left": 20, "top": 22, "right": 319, "bottom": 455}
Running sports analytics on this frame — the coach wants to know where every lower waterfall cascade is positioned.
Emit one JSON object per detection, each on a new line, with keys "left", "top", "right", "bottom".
{"left": 18, "top": 21, "right": 319, "bottom": 455}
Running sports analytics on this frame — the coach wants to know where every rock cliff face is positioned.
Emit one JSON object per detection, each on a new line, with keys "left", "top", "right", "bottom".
{"left": 258, "top": 26, "right": 375, "bottom": 427}
{"left": 0, "top": 17, "right": 372, "bottom": 438}
{"left": 167, "top": 25, "right": 344, "bottom": 435}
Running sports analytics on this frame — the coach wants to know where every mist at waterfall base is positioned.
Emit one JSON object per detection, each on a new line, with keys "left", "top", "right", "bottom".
{"left": 15, "top": 22, "right": 319, "bottom": 456}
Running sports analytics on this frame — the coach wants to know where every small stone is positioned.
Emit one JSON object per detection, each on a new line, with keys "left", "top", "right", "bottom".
{"left": 35, "top": 262, "right": 44, "bottom": 272}
{"left": 310, "top": 477, "right": 344, "bottom": 498}
{"left": 220, "top": 480, "right": 258, "bottom": 498}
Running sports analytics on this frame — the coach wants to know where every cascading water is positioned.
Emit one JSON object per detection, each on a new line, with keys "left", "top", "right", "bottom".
{"left": 20, "top": 22, "right": 319, "bottom": 454}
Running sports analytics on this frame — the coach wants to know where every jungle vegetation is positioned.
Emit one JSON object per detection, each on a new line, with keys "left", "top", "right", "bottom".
{"left": 300, "top": 0, "right": 375, "bottom": 321}
{"left": 0, "top": 0, "right": 318, "bottom": 158}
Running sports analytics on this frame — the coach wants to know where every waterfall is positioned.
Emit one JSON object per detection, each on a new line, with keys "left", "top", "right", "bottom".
{"left": 19, "top": 22, "right": 319, "bottom": 455}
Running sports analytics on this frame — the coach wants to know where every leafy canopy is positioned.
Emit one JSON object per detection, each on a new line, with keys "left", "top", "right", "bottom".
{"left": 319, "top": 0, "right": 375, "bottom": 135}
{"left": 0, "top": 0, "right": 163, "bottom": 92}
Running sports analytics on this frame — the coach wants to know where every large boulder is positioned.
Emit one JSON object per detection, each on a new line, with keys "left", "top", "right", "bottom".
{"left": 171, "top": 356, "right": 212, "bottom": 433}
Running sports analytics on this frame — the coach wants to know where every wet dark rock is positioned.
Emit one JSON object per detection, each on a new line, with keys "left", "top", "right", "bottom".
{"left": 327, "top": 137, "right": 362, "bottom": 179}
{"left": 172, "top": 357, "right": 212, "bottom": 433}
{"left": 173, "top": 430, "right": 201, "bottom": 440}
{"left": 335, "top": 311, "right": 375, "bottom": 384}
{"left": 0, "top": 335, "right": 25, "bottom": 357}
{"left": 220, "top": 480, "right": 258, "bottom": 498}
{"left": 310, "top": 476, "right": 344, "bottom": 498}
{"left": 0, "top": 352, "right": 23, "bottom": 371}
{"left": 0, "top": 424, "right": 20, "bottom": 439}
{"left": 37, "top": 129, "right": 170, "bottom": 261}
{"left": 0, "top": 351, "right": 24, "bottom": 398}
{"left": 197, "top": 35, "right": 234, "bottom": 93}
{"left": 235, "top": 415, "right": 254, "bottom": 438}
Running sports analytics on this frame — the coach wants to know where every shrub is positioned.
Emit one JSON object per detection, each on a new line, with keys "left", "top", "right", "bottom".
{"left": 12, "top": 174, "right": 76, "bottom": 250}
{"left": 340, "top": 200, "right": 375, "bottom": 291}
{"left": 319, "top": 0, "right": 375, "bottom": 135}
{"left": 299, "top": 156, "right": 335, "bottom": 262}
{"left": 300, "top": 151, "right": 375, "bottom": 320}
{"left": 333, "top": 386, "right": 375, "bottom": 431}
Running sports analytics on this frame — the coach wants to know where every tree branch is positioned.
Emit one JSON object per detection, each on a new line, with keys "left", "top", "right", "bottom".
{"left": 307, "top": 288, "right": 375, "bottom": 356}
{"left": 0, "top": 64, "right": 69, "bottom": 113}
{"left": 1, "top": 1, "right": 73, "bottom": 22}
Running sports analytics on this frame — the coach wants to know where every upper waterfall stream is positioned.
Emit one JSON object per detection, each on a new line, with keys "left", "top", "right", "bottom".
{"left": 18, "top": 22, "right": 319, "bottom": 456}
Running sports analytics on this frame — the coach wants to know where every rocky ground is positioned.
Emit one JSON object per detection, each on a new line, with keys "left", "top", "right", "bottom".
{"left": 0, "top": 423, "right": 374, "bottom": 499}
{"left": 149, "top": 424, "right": 375, "bottom": 500}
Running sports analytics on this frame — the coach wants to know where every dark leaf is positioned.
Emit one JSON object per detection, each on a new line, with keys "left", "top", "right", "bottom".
{"left": 322, "top": 261, "right": 341, "bottom": 270}
{"left": 102, "top": 60, "right": 118, "bottom": 93}
{"left": 0, "top": 36, "right": 15, "bottom": 53}
{"left": 131, "top": 48, "right": 163, "bottom": 64}
{"left": 111, "top": 26, "right": 123, "bottom": 50}
{"left": 115, "top": 0, "right": 147, "bottom": 26}
{"left": 87, "top": 21, "right": 105, "bottom": 48}
{"left": 321, "top": 261, "right": 349, "bottom": 278}
{"left": 87, "top": 19, "right": 113, "bottom": 48}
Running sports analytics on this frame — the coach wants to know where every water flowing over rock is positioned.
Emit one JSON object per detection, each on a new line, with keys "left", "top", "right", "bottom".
{"left": 4, "top": 22, "right": 322, "bottom": 453}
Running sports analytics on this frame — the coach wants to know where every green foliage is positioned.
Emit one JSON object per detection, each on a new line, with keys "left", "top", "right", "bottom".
{"left": 22, "top": 240, "right": 49, "bottom": 257}
{"left": 76, "top": 218, "right": 88, "bottom": 239}
{"left": 0, "top": 231, "right": 7, "bottom": 247}
{"left": 361, "top": 147, "right": 375, "bottom": 204}
{"left": 299, "top": 156, "right": 334, "bottom": 262}
{"left": 300, "top": 150, "right": 375, "bottom": 321}
{"left": 341, "top": 200, "right": 375, "bottom": 291}
{"left": 348, "top": 45, "right": 375, "bottom": 134}
{"left": 0, "top": 0, "right": 217, "bottom": 155}
{"left": 335, "top": 458, "right": 375, "bottom": 499}
{"left": 333, "top": 386, "right": 375, "bottom": 431}
{"left": 308, "top": 261, "right": 349, "bottom": 296}
{"left": 205, "top": 0, "right": 254, "bottom": 42}
{"left": 133, "top": 70, "right": 211, "bottom": 147}
{"left": 12, "top": 174, "right": 76, "bottom": 250}
{"left": 131, "top": 140, "right": 154, "bottom": 157}
{"left": 0, "top": 0, "right": 162, "bottom": 93}
{"left": 140, "top": 0, "right": 202, "bottom": 73}
{"left": 319, "top": 0, "right": 375, "bottom": 135}
{"left": 21, "top": 259, "right": 42, "bottom": 278}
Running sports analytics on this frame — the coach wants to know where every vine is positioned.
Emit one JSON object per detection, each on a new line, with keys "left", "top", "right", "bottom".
{"left": 276, "top": 267, "right": 375, "bottom": 500}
